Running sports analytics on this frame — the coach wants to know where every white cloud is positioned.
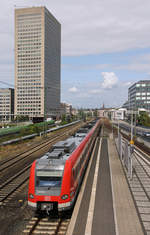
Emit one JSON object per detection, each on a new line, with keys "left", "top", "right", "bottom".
{"left": 58, "top": 0, "right": 150, "bottom": 56}
{"left": 114, "top": 52, "right": 150, "bottom": 74}
{"left": 0, "top": 0, "right": 149, "bottom": 108}
{"left": 62, "top": 78, "right": 129, "bottom": 108}
{"left": 89, "top": 89, "right": 102, "bottom": 94}
{"left": 62, "top": 63, "right": 108, "bottom": 71}
{"left": 115, "top": 63, "right": 150, "bottom": 72}
{"left": 68, "top": 86, "right": 78, "bottom": 93}
{"left": 101, "top": 72, "right": 119, "bottom": 89}
{"left": 123, "top": 82, "right": 132, "bottom": 87}
{"left": 1, "top": 0, "right": 150, "bottom": 56}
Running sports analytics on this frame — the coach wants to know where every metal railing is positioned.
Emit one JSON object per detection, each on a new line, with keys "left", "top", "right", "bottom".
{"left": 116, "top": 133, "right": 134, "bottom": 179}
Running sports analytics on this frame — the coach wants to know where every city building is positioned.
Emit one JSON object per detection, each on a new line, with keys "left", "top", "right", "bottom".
{"left": 71, "top": 108, "right": 78, "bottom": 116}
{"left": 98, "top": 104, "right": 105, "bottom": 118}
{"left": 122, "top": 100, "right": 129, "bottom": 109}
{"left": 0, "top": 88, "right": 14, "bottom": 122}
{"left": 108, "top": 108, "right": 127, "bottom": 120}
{"left": 128, "top": 80, "right": 150, "bottom": 111}
{"left": 14, "top": 7, "right": 61, "bottom": 120}
{"left": 98, "top": 109, "right": 105, "bottom": 118}
{"left": 60, "top": 103, "right": 72, "bottom": 116}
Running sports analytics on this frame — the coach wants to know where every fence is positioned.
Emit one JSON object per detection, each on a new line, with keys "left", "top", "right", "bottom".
{"left": 116, "top": 133, "right": 134, "bottom": 179}
{"left": 0, "top": 120, "right": 81, "bottom": 146}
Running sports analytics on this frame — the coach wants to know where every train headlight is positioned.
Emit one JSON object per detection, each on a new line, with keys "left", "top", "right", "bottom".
{"left": 61, "top": 194, "right": 69, "bottom": 200}
{"left": 29, "top": 193, "right": 34, "bottom": 199}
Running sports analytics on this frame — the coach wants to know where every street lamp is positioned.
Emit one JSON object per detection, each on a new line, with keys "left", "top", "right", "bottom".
{"left": 118, "top": 119, "right": 119, "bottom": 137}
{"left": 131, "top": 109, "right": 133, "bottom": 142}
{"left": 129, "top": 92, "right": 134, "bottom": 145}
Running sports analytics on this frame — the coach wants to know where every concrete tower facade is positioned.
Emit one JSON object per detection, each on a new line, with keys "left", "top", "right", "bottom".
{"left": 14, "top": 7, "right": 61, "bottom": 119}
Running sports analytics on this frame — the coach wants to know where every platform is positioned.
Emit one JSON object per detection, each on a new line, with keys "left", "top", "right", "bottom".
{"left": 66, "top": 134, "right": 144, "bottom": 235}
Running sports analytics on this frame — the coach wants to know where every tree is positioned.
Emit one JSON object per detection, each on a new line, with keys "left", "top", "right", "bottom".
{"left": 15, "top": 115, "right": 29, "bottom": 122}
{"left": 137, "top": 111, "right": 150, "bottom": 127}
{"left": 61, "top": 114, "right": 66, "bottom": 122}
{"left": 94, "top": 109, "right": 98, "bottom": 117}
{"left": 66, "top": 115, "right": 71, "bottom": 123}
{"left": 78, "top": 109, "right": 86, "bottom": 120}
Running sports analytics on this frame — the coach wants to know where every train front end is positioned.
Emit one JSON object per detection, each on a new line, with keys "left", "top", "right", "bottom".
{"left": 28, "top": 158, "right": 72, "bottom": 214}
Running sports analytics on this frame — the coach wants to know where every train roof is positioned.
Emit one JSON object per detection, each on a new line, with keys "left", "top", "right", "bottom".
{"left": 35, "top": 120, "right": 98, "bottom": 170}
{"left": 36, "top": 136, "right": 83, "bottom": 165}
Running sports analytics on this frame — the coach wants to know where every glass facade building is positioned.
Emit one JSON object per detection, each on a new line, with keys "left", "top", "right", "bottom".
{"left": 14, "top": 7, "right": 61, "bottom": 118}
{"left": 128, "top": 80, "right": 150, "bottom": 111}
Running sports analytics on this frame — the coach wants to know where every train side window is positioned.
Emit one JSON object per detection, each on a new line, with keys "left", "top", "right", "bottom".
{"left": 36, "top": 178, "right": 39, "bottom": 186}
{"left": 72, "top": 169, "right": 75, "bottom": 179}
{"left": 75, "top": 168, "right": 77, "bottom": 179}
{"left": 73, "top": 167, "right": 77, "bottom": 180}
{"left": 84, "top": 146, "right": 88, "bottom": 156}
{"left": 83, "top": 147, "right": 87, "bottom": 160}
{"left": 77, "top": 162, "right": 80, "bottom": 173}
{"left": 81, "top": 158, "right": 83, "bottom": 166}
{"left": 80, "top": 154, "right": 83, "bottom": 165}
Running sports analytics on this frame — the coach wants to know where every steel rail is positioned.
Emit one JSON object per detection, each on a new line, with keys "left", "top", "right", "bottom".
{"left": 0, "top": 167, "right": 30, "bottom": 204}
{"left": 0, "top": 123, "right": 82, "bottom": 173}
{"left": 0, "top": 123, "right": 82, "bottom": 205}
{"left": 24, "top": 217, "right": 70, "bottom": 235}
{"left": 0, "top": 122, "right": 81, "bottom": 167}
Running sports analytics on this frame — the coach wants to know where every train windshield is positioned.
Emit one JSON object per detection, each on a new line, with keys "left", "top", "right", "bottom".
{"left": 36, "top": 170, "right": 63, "bottom": 188}
{"left": 37, "top": 176, "right": 61, "bottom": 187}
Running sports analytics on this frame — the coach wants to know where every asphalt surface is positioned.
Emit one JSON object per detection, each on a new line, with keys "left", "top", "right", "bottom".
{"left": 72, "top": 138, "right": 100, "bottom": 235}
{"left": 91, "top": 138, "right": 116, "bottom": 235}
{"left": 72, "top": 138, "right": 116, "bottom": 235}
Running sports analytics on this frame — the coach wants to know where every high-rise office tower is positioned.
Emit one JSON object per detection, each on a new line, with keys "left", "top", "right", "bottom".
{"left": 128, "top": 80, "right": 150, "bottom": 111}
{"left": 14, "top": 7, "right": 61, "bottom": 119}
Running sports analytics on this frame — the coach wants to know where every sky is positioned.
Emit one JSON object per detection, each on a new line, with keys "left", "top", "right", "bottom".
{"left": 1, "top": 0, "right": 150, "bottom": 108}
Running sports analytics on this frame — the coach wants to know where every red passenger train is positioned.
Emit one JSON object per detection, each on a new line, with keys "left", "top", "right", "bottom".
{"left": 28, "top": 119, "right": 100, "bottom": 214}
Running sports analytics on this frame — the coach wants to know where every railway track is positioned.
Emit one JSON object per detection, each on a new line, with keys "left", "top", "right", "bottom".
{"left": 0, "top": 132, "right": 68, "bottom": 174}
{"left": 0, "top": 122, "right": 82, "bottom": 173}
{"left": 0, "top": 120, "right": 100, "bottom": 235}
{"left": 0, "top": 166, "right": 30, "bottom": 205}
{"left": 22, "top": 123, "right": 100, "bottom": 235}
{"left": 0, "top": 122, "right": 82, "bottom": 182}
{"left": 120, "top": 131, "right": 150, "bottom": 156}
{"left": 23, "top": 216, "right": 70, "bottom": 235}
{"left": 0, "top": 122, "right": 82, "bottom": 206}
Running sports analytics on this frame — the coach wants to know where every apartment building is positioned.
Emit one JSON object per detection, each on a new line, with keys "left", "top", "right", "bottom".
{"left": 60, "top": 103, "right": 73, "bottom": 115}
{"left": 14, "top": 7, "right": 61, "bottom": 119}
{"left": 0, "top": 88, "right": 14, "bottom": 122}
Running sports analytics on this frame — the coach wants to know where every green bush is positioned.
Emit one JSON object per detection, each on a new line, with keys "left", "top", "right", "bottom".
{"left": 0, "top": 120, "right": 55, "bottom": 137}
{"left": 137, "top": 112, "right": 150, "bottom": 127}
{"left": 60, "top": 120, "right": 68, "bottom": 125}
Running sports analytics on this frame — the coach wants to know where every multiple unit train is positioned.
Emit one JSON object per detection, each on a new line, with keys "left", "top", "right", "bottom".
{"left": 28, "top": 119, "right": 100, "bottom": 214}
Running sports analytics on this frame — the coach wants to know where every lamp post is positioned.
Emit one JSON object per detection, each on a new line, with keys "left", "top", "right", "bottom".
{"left": 118, "top": 118, "right": 119, "bottom": 137}
{"left": 134, "top": 111, "right": 137, "bottom": 137}
{"left": 129, "top": 93, "right": 134, "bottom": 145}
{"left": 131, "top": 109, "right": 133, "bottom": 143}
{"left": 112, "top": 121, "right": 113, "bottom": 139}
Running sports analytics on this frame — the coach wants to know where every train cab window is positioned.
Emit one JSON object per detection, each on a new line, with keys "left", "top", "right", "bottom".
{"left": 36, "top": 170, "right": 63, "bottom": 188}
{"left": 37, "top": 176, "right": 61, "bottom": 188}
